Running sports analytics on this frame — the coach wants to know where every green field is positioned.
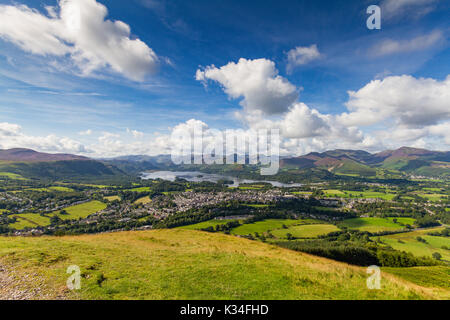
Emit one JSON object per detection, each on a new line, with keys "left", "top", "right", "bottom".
{"left": 271, "top": 224, "right": 340, "bottom": 239}
{"left": 24, "top": 186, "right": 75, "bottom": 192}
{"left": 231, "top": 219, "right": 321, "bottom": 236}
{"left": 25, "top": 186, "right": 74, "bottom": 192}
{"left": 56, "top": 201, "right": 107, "bottom": 220}
{"left": 80, "top": 184, "right": 111, "bottom": 189}
{"left": 416, "top": 193, "right": 447, "bottom": 202}
{"left": 323, "top": 190, "right": 396, "bottom": 200}
{"left": 7, "top": 201, "right": 107, "bottom": 230}
{"left": 244, "top": 204, "right": 269, "bottom": 208}
{"left": 377, "top": 227, "right": 450, "bottom": 261}
{"left": 0, "top": 172, "right": 26, "bottom": 180}
{"left": 0, "top": 229, "right": 446, "bottom": 299}
{"left": 49, "top": 186, "right": 75, "bottom": 192}
{"left": 126, "top": 187, "right": 152, "bottom": 192}
{"left": 339, "top": 217, "right": 415, "bottom": 233}
{"left": 238, "top": 186, "right": 264, "bottom": 190}
{"left": 422, "top": 188, "right": 444, "bottom": 192}
{"left": 178, "top": 219, "right": 239, "bottom": 230}
{"left": 9, "top": 213, "right": 51, "bottom": 230}
{"left": 105, "top": 195, "right": 121, "bottom": 202}
{"left": 134, "top": 196, "right": 151, "bottom": 204}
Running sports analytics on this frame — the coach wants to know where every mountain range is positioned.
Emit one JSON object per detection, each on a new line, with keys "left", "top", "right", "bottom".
{"left": 0, "top": 148, "right": 88, "bottom": 162}
{"left": 0, "top": 147, "right": 448, "bottom": 181}
{"left": 280, "top": 147, "right": 450, "bottom": 177}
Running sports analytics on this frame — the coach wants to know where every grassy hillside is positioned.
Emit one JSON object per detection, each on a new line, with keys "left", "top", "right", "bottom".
{"left": 382, "top": 266, "right": 449, "bottom": 290}
{"left": 331, "top": 160, "right": 377, "bottom": 177}
{"left": 0, "top": 229, "right": 448, "bottom": 300}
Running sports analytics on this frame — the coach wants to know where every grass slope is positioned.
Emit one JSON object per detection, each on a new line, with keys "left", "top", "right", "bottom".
{"left": 0, "top": 229, "right": 446, "bottom": 300}
{"left": 332, "top": 160, "right": 377, "bottom": 177}
{"left": 383, "top": 266, "right": 450, "bottom": 290}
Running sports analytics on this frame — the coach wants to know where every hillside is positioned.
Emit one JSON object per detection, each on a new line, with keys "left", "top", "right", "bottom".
{"left": 0, "top": 160, "right": 125, "bottom": 181}
{"left": 0, "top": 148, "right": 88, "bottom": 162}
{"left": 0, "top": 148, "right": 129, "bottom": 181}
{"left": 0, "top": 229, "right": 448, "bottom": 300}
{"left": 280, "top": 147, "right": 450, "bottom": 178}
{"left": 0, "top": 147, "right": 448, "bottom": 181}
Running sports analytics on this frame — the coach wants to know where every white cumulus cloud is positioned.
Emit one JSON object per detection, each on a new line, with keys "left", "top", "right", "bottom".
{"left": 286, "top": 44, "right": 321, "bottom": 73}
{"left": 339, "top": 75, "right": 450, "bottom": 128}
{"left": 196, "top": 58, "right": 298, "bottom": 115}
{"left": 0, "top": 0, "right": 159, "bottom": 81}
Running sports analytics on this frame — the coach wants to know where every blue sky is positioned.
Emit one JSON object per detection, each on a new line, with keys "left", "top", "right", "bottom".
{"left": 0, "top": 0, "right": 449, "bottom": 156}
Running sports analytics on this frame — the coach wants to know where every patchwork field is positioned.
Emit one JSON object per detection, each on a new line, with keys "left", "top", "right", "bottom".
{"left": 339, "top": 217, "right": 415, "bottom": 233}
{"left": 377, "top": 227, "right": 450, "bottom": 261}
{"left": 0, "top": 229, "right": 446, "bottom": 300}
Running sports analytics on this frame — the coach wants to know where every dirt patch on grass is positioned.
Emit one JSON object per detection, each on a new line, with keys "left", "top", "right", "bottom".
{"left": 0, "top": 263, "right": 67, "bottom": 300}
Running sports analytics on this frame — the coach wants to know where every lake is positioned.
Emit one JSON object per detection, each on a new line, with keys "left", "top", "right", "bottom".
{"left": 141, "top": 171, "right": 303, "bottom": 188}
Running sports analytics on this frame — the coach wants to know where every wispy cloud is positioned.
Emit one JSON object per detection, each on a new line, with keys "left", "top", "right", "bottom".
{"left": 381, "top": 0, "right": 439, "bottom": 20}
{"left": 370, "top": 30, "right": 444, "bottom": 57}
{"left": 0, "top": 0, "right": 159, "bottom": 81}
